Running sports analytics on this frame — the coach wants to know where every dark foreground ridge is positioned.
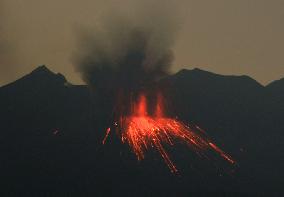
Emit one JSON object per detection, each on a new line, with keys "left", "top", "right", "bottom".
{"left": 0, "top": 65, "right": 283, "bottom": 197}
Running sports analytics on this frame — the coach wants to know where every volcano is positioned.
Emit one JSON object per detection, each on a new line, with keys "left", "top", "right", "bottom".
{"left": 1, "top": 66, "right": 284, "bottom": 196}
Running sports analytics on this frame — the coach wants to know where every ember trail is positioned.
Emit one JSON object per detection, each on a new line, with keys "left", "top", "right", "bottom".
{"left": 74, "top": 14, "right": 235, "bottom": 173}
{"left": 103, "top": 92, "right": 235, "bottom": 173}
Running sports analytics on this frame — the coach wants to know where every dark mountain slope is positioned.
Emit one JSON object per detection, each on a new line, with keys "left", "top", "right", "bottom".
{"left": 0, "top": 65, "right": 91, "bottom": 132}
{"left": 158, "top": 68, "right": 283, "bottom": 195}
{"left": 265, "top": 77, "right": 284, "bottom": 106}
{"left": 0, "top": 66, "right": 283, "bottom": 196}
{"left": 263, "top": 77, "right": 284, "bottom": 139}
{"left": 266, "top": 77, "right": 284, "bottom": 94}
{"left": 0, "top": 66, "right": 97, "bottom": 196}
{"left": 160, "top": 68, "right": 264, "bottom": 141}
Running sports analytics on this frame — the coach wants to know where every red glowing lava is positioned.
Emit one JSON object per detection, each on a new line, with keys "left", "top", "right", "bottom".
{"left": 103, "top": 92, "right": 235, "bottom": 173}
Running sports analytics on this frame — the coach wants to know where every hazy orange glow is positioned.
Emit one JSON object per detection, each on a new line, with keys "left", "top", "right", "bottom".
{"left": 103, "top": 92, "right": 235, "bottom": 173}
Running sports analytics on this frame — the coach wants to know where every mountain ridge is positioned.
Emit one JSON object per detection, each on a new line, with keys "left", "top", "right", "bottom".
{"left": 0, "top": 65, "right": 67, "bottom": 90}
{"left": 174, "top": 68, "right": 264, "bottom": 89}
{"left": 0, "top": 65, "right": 283, "bottom": 196}
{"left": 266, "top": 77, "right": 284, "bottom": 93}
{"left": 2, "top": 65, "right": 284, "bottom": 89}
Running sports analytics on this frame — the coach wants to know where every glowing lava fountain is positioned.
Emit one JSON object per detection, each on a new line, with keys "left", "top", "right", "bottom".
{"left": 103, "top": 92, "right": 235, "bottom": 173}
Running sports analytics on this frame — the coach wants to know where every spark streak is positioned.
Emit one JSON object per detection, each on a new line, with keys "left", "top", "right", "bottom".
{"left": 102, "top": 127, "right": 111, "bottom": 145}
{"left": 103, "top": 92, "right": 235, "bottom": 173}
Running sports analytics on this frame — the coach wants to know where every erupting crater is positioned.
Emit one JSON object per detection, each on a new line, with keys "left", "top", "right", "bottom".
{"left": 103, "top": 92, "right": 235, "bottom": 173}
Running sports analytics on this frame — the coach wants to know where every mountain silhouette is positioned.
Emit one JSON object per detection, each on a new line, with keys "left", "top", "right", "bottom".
{"left": 0, "top": 66, "right": 283, "bottom": 197}
{"left": 267, "top": 77, "right": 284, "bottom": 93}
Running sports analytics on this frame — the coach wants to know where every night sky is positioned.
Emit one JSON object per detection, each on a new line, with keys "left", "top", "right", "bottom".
{"left": 1, "top": 0, "right": 284, "bottom": 85}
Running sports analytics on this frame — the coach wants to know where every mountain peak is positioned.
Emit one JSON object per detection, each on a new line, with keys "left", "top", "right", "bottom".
{"left": 1, "top": 65, "right": 68, "bottom": 89}
{"left": 31, "top": 65, "right": 53, "bottom": 75}
{"left": 29, "top": 65, "right": 67, "bottom": 85}
{"left": 171, "top": 67, "right": 263, "bottom": 90}
{"left": 176, "top": 68, "right": 218, "bottom": 77}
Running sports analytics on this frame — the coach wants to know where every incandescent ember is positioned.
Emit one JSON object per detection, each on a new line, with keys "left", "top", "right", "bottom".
{"left": 103, "top": 92, "right": 235, "bottom": 173}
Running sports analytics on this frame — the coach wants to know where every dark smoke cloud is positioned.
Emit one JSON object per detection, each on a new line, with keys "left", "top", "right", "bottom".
{"left": 73, "top": 1, "right": 180, "bottom": 94}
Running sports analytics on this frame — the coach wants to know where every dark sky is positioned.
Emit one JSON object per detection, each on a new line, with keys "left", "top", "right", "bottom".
{"left": 1, "top": 0, "right": 284, "bottom": 86}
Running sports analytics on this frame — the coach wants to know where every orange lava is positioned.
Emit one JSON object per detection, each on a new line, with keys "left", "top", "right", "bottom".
{"left": 103, "top": 93, "right": 235, "bottom": 173}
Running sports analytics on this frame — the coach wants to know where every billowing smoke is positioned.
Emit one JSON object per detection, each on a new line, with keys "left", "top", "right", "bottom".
{"left": 74, "top": 1, "right": 179, "bottom": 93}
{"left": 73, "top": 1, "right": 180, "bottom": 120}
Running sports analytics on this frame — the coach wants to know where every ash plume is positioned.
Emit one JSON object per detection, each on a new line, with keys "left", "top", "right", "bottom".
{"left": 74, "top": 1, "right": 180, "bottom": 94}
{"left": 73, "top": 1, "right": 181, "bottom": 125}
